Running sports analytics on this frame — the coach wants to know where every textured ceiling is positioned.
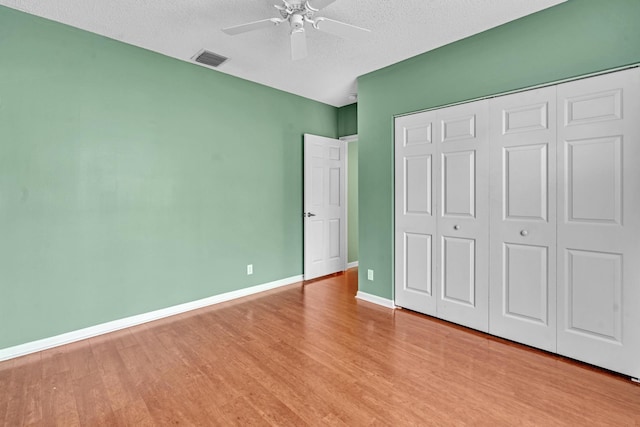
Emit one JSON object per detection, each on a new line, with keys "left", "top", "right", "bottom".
{"left": 0, "top": 0, "right": 566, "bottom": 106}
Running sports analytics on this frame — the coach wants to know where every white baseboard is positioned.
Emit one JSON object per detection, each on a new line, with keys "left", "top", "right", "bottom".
{"left": 356, "top": 291, "right": 396, "bottom": 309}
{"left": 347, "top": 261, "right": 359, "bottom": 269}
{"left": 0, "top": 275, "right": 303, "bottom": 362}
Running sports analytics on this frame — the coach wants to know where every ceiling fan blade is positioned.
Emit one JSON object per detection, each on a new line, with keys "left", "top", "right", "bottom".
{"left": 290, "top": 29, "right": 308, "bottom": 61}
{"left": 314, "top": 17, "right": 370, "bottom": 40}
{"left": 222, "top": 18, "right": 283, "bottom": 35}
{"left": 306, "top": 0, "right": 337, "bottom": 11}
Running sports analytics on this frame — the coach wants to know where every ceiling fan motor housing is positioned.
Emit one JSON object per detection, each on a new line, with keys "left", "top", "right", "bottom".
{"left": 279, "top": 1, "right": 316, "bottom": 19}
{"left": 290, "top": 13, "right": 304, "bottom": 29}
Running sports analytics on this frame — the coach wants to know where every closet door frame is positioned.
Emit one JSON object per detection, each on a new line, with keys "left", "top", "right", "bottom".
{"left": 392, "top": 65, "right": 640, "bottom": 379}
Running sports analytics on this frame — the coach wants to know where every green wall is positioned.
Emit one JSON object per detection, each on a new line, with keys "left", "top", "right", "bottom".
{"left": 347, "top": 141, "right": 358, "bottom": 264}
{"left": 357, "top": 0, "right": 640, "bottom": 299}
{"left": 338, "top": 103, "right": 358, "bottom": 264}
{"left": 0, "top": 6, "right": 337, "bottom": 349}
{"left": 338, "top": 103, "right": 358, "bottom": 137}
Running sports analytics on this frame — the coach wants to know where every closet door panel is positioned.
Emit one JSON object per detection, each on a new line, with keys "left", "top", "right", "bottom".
{"left": 395, "top": 111, "right": 437, "bottom": 315}
{"left": 441, "top": 236, "right": 476, "bottom": 305}
{"left": 557, "top": 68, "right": 640, "bottom": 379}
{"left": 442, "top": 150, "right": 476, "bottom": 217}
{"left": 502, "top": 243, "right": 549, "bottom": 323}
{"left": 489, "top": 86, "right": 557, "bottom": 352}
{"left": 565, "top": 249, "right": 622, "bottom": 341}
{"left": 503, "top": 144, "right": 548, "bottom": 220}
{"left": 436, "top": 101, "right": 490, "bottom": 332}
{"left": 565, "top": 137, "right": 622, "bottom": 228}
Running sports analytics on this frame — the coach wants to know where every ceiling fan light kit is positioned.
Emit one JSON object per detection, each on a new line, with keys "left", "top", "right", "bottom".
{"left": 222, "top": 0, "right": 370, "bottom": 61}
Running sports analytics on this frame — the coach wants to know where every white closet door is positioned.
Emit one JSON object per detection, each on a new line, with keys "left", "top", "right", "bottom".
{"left": 395, "top": 111, "right": 437, "bottom": 315}
{"left": 435, "top": 101, "right": 490, "bottom": 332}
{"left": 557, "top": 68, "right": 640, "bottom": 379}
{"left": 489, "top": 87, "right": 557, "bottom": 351}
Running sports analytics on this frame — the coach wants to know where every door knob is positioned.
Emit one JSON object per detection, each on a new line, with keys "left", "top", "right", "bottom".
{"left": 520, "top": 230, "right": 528, "bottom": 237}
{"left": 306, "top": 212, "right": 316, "bottom": 217}
{"left": 453, "top": 225, "right": 460, "bottom": 230}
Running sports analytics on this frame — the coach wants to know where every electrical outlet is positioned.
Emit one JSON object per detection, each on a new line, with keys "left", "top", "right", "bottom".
{"left": 247, "top": 264, "right": 253, "bottom": 275}
{"left": 367, "top": 269, "right": 374, "bottom": 281}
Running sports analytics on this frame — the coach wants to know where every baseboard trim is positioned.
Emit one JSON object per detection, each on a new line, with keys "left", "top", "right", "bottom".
{"left": 347, "top": 261, "right": 359, "bottom": 269}
{"left": 0, "top": 275, "right": 303, "bottom": 362}
{"left": 355, "top": 291, "right": 396, "bottom": 309}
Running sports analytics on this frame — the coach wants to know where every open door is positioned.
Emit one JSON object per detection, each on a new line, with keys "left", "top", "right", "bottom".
{"left": 304, "top": 134, "right": 346, "bottom": 280}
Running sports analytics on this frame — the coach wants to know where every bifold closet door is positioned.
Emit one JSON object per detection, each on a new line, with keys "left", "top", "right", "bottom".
{"left": 489, "top": 87, "right": 557, "bottom": 352}
{"left": 556, "top": 68, "right": 640, "bottom": 379}
{"left": 395, "top": 111, "right": 437, "bottom": 315}
{"left": 394, "top": 101, "right": 490, "bottom": 331}
{"left": 435, "top": 101, "right": 490, "bottom": 332}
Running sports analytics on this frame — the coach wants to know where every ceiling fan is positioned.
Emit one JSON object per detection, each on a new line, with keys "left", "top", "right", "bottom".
{"left": 222, "top": 0, "right": 371, "bottom": 61}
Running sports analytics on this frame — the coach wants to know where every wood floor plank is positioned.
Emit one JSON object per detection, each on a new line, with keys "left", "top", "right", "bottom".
{"left": 2, "top": 268, "right": 640, "bottom": 426}
{"left": 110, "top": 399, "right": 155, "bottom": 426}
{"left": 2, "top": 353, "right": 42, "bottom": 426}
{"left": 218, "top": 343, "right": 318, "bottom": 426}
{"left": 40, "top": 371, "right": 78, "bottom": 422}
{"left": 219, "top": 396, "right": 271, "bottom": 426}
{"left": 132, "top": 378, "right": 184, "bottom": 425}
{"left": 63, "top": 342, "right": 97, "bottom": 381}
{"left": 107, "top": 329, "right": 138, "bottom": 351}
{"left": 50, "top": 409, "right": 82, "bottom": 427}
{"left": 114, "top": 343, "right": 166, "bottom": 389}
{"left": 20, "top": 386, "right": 42, "bottom": 426}
{"left": 255, "top": 341, "right": 378, "bottom": 425}
{"left": 40, "top": 349, "right": 70, "bottom": 380}
{"left": 0, "top": 359, "right": 14, "bottom": 409}
{"left": 231, "top": 378, "right": 307, "bottom": 426}
{"left": 71, "top": 374, "right": 113, "bottom": 425}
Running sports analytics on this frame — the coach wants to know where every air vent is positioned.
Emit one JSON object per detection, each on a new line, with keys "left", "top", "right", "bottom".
{"left": 193, "top": 50, "right": 228, "bottom": 68}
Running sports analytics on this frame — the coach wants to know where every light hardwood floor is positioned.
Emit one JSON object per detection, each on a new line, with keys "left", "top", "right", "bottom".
{"left": 1, "top": 268, "right": 639, "bottom": 425}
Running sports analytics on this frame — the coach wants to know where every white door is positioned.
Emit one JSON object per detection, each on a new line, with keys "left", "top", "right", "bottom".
{"left": 303, "top": 134, "right": 346, "bottom": 280}
{"left": 556, "top": 68, "right": 640, "bottom": 378}
{"left": 489, "top": 86, "right": 558, "bottom": 352}
{"left": 435, "top": 101, "right": 490, "bottom": 332}
{"left": 394, "top": 111, "right": 438, "bottom": 315}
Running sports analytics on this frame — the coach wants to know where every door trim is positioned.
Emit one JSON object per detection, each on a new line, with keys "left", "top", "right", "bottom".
{"left": 340, "top": 134, "right": 358, "bottom": 269}
{"left": 394, "top": 64, "right": 640, "bottom": 120}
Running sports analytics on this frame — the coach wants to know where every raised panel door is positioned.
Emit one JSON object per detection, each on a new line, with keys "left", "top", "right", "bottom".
{"left": 557, "top": 68, "right": 640, "bottom": 379}
{"left": 489, "top": 86, "right": 557, "bottom": 352}
{"left": 436, "top": 101, "right": 490, "bottom": 332}
{"left": 395, "top": 111, "right": 437, "bottom": 315}
{"left": 304, "top": 134, "right": 346, "bottom": 280}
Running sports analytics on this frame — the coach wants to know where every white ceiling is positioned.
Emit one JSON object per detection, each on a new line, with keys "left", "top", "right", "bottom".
{"left": 0, "top": 0, "right": 565, "bottom": 107}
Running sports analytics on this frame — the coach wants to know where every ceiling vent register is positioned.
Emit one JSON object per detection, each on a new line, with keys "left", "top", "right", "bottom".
{"left": 194, "top": 50, "right": 228, "bottom": 68}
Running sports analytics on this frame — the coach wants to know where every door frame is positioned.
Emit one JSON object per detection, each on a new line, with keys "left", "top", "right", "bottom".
{"left": 340, "top": 134, "right": 358, "bottom": 269}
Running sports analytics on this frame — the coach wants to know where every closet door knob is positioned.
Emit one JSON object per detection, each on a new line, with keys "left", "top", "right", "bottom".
{"left": 453, "top": 225, "right": 460, "bottom": 230}
{"left": 520, "top": 230, "right": 529, "bottom": 237}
